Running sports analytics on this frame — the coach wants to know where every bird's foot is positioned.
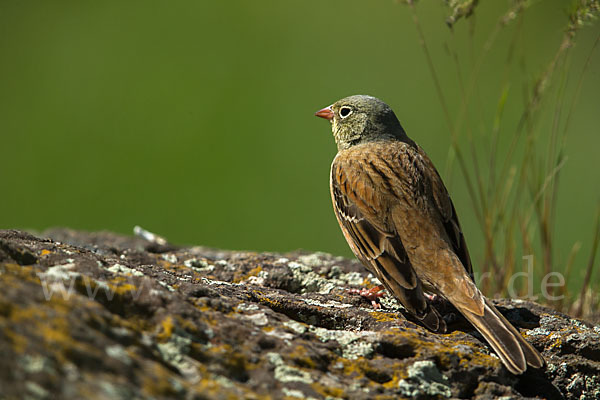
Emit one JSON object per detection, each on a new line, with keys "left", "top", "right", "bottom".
{"left": 424, "top": 292, "right": 439, "bottom": 302}
{"left": 423, "top": 294, "right": 461, "bottom": 326}
{"left": 442, "top": 312, "right": 459, "bottom": 325}
{"left": 424, "top": 292, "right": 448, "bottom": 307}
{"left": 348, "top": 285, "right": 385, "bottom": 309}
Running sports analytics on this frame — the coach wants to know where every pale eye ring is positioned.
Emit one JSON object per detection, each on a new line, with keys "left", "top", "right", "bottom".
{"left": 339, "top": 107, "right": 352, "bottom": 118}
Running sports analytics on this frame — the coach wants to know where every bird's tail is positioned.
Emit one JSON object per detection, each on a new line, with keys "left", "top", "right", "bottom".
{"left": 458, "top": 299, "right": 545, "bottom": 375}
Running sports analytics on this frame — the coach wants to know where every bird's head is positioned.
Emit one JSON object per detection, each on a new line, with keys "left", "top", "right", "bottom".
{"left": 315, "top": 95, "right": 408, "bottom": 150}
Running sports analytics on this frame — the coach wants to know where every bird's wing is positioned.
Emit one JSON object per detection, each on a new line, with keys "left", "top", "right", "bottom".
{"left": 380, "top": 142, "right": 483, "bottom": 317}
{"left": 330, "top": 156, "right": 445, "bottom": 332}
{"left": 417, "top": 146, "right": 473, "bottom": 279}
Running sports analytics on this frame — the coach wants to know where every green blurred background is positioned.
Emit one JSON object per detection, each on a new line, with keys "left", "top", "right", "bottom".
{"left": 1, "top": 1, "right": 598, "bottom": 282}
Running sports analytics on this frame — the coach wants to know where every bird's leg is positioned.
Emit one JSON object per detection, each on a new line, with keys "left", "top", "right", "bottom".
{"left": 442, "top": 312, "right": 459, "bottom": 325}
{"left": 348, "top": 285, "right": 385, "bottom": 309}
{"left": 424, "top": 293, "right": 438, "bottom": 302}
{"left": 425, "top": 292, "right": 459, "bottom": 325}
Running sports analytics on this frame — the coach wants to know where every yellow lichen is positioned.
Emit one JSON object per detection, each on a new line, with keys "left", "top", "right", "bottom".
{"left": 141, "top": 362, "right": 182, "bottom": 397}
{"left": 157, "top": 316, "right": 174, "bottom": 342}
{"left": 3, "top": 327, "right": 28, "bottom": 353}
{"left": 1, "top": 263, "right": 40, "bottom": 284}
{"left": 287, "top": 345, "right": 317, "bottom": 369}
{"left": 370, "top": 311, "right": 399, "bottom": 323}
{"left": 233, "top": 265, "right": 263, "bottom": 283}
{"left": 311, "top": 382, "right": 345, "bottom": 398}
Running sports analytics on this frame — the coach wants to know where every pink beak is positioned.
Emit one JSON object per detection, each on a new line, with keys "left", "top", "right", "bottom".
{"left": 315, "top": 106, "right": 334, "bottom": 120}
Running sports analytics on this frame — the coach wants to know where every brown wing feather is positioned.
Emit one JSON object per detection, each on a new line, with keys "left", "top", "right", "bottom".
{"left": 417, "top": 146, "right": 473, "bottom": 279}
{"left": 330, "top": 157, "right": 445, "bottom": 332}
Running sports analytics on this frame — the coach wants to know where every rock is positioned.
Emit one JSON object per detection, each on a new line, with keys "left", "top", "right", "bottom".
{"left": 0, "top": 228, "right": 598, "bottom": 399}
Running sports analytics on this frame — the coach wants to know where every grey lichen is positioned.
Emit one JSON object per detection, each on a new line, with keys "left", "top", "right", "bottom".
{"left": 566, "top": 372, "right": 600, "bottom": 399}
{"left": 25, "top": 381, "right": 50, "bottom": 400}
{"left": 18, "top": 355, "right": 52, "bottom": 374}
{"left": 156, "top": 334, "right": 198, "bottom": 381}
{"left": 183, "top": 258, "right": 215, "bottom": 273}
{"left": 302, "top": 298, "right": 352, "bottom": 309}
{"left": 297, "top": 253, "right": 338, "bottom": 268}
{"left": 38, "top": 260, "right": 79, "bottom": 281}
{"left": 244, "top": 312, "right": 269, "bottom": 327}
{"left": 283, "top": 320, "right": 307, "bottom": 335}
{"left": 105, "top": 344, "right": 132, "bottom": 366}
{"left": 284, "top": 258, "right": 378, "bottom": 295}
{"left": 106, "top": 263, "right": 144, "bottom": 277}
{"left": 287, "top": 261, "right": 337, "bottom": 294}
{"left": 310, "top": 327, "right": 375, "bottom": 359}
{"left": 281, "top": 387, "right": 318, "bottom": 400}
{"left": 161, "top": 253, "right": 178, "bottom": 264}
{"left": 267, "top": 353, "right": 313, "bottom": 384}
{"left": 327, "top": 266, "right": 364, "bottom": 286}
{"left": 397, "top": 360, "right": 452, "bottom": 398}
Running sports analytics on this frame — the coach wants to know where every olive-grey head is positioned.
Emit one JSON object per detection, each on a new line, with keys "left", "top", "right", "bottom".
{"left": 315, "top": 95, "right": 409, "bottom": 150}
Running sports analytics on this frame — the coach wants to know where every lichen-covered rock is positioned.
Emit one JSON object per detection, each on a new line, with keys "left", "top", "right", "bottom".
{"left": 0, "top": 229, "right": 598, "bottom": 399}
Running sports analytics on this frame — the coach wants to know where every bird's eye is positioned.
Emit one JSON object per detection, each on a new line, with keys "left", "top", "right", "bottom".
{"left": 339, "top": 107, "right": 352, "bottom": 118}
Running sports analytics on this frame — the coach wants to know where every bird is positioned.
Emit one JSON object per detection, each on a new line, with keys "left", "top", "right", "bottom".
{"left": 315, "top": 94, "right": 545, "bottom": 375}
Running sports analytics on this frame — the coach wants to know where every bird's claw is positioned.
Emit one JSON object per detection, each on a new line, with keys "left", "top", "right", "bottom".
{"left": 442, "top": 312, "right": 458, "bottom": 325}
{"left": 424, "top": 293, "right": 438, "bottom": 302}
{"left": 347, "top": 285, "right": 385, "bottom": 309}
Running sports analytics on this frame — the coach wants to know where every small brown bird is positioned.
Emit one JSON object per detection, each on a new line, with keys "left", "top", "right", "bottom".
{"left": 316, "top": 95, "right": 544, "bottom": 374}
